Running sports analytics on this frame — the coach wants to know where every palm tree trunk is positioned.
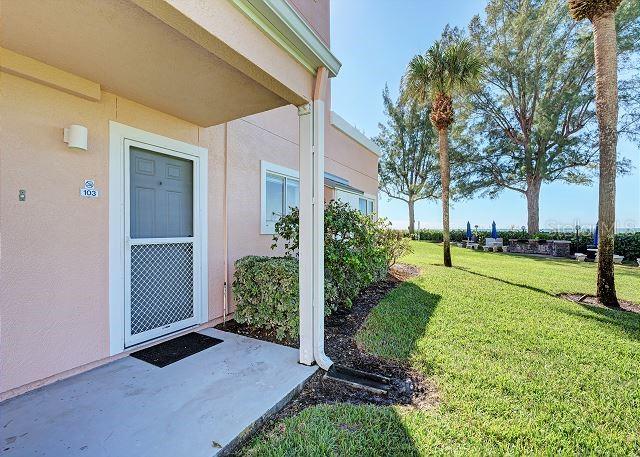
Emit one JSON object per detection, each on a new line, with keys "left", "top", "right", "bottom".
{"left": 438, "top": 128, "right": 452, "bottom": 267}
{"left": 525, "top": 179, "right": 541, "bottom": 235}
{"left": 408, "top": 198, "right": 415, "bottom": 234}
{"left": 593, "top": 12, "right": 619, "bottom": 307}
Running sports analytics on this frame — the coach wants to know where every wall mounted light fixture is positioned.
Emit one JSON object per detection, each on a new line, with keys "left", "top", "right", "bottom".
{"left": 63, "top": 124, "right": 88, "bottom": 150}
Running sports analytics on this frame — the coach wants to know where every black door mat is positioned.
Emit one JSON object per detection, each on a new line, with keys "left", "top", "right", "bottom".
{"left": 130, "top": 333, "right": 223, "bottom": 368}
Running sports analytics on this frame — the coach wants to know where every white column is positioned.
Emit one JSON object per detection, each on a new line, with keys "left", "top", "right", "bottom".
{"left": 298, "top": 103, "right": 314, "bottom": 365}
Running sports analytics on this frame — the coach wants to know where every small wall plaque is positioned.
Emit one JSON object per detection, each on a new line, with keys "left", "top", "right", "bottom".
{"left": 80, "top": 188, "right": 99, "bottom": 198}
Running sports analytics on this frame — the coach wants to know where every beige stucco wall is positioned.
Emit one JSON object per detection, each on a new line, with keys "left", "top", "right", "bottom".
{"left": 1, "top": 73, "right": 114, "bottom": 396}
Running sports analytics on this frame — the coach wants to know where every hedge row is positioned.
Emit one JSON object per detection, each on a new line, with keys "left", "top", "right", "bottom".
{"left": 232, "top": 201, "right": 412, "bottom": 341}
{"left": 413, "top": 229, "right": 640, "bottom": 260}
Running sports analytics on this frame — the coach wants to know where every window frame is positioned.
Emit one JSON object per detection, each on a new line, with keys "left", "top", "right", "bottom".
{"left": 358, "top": 195, "right": 376, "bottom": 217}
{"left": 335, "top": 188, "right": 377, "bottom": 217}
{"left": 260, "top": 160, "right": 300, "bottom": 234}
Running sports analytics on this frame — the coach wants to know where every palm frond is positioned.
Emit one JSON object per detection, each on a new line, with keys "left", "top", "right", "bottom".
{"left": 568, "top": 0, "right": 623, "bottom": 21}
{"left": 403, "top": 39, "right": 483, "bottom": 103}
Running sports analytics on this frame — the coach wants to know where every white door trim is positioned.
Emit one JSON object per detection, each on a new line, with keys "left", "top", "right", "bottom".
{"left": 109, "top": 121, "right": 208, "bottom": 355}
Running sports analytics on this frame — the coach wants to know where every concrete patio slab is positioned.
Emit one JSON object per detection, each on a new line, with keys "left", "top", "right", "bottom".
{"left": 1, "top": 329, "right": 316, "bottom": 457}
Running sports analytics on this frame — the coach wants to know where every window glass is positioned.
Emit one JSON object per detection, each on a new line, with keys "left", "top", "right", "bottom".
{"left": 265, "top": 173, "right": 285, "bottom": 223}
{"left": 369, "top": 200, "right": 374, "bottom": 215}
{"left": 359, "top": 198, "right": 368, "bottom": 215}
{"left": 286, "top": 178, "right": 299, "bottom": 214}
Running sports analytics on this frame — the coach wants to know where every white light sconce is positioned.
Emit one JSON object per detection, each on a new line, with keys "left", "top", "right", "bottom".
{"left": 63, "top": 124, "right": 88, "bottom": 151}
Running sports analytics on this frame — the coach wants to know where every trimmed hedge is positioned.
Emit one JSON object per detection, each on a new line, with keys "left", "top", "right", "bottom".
{"left": 232, "top": 202, "right": 412, "bottom": 341}
{"left": 272, "top": 200, "right": 402, "bottom": 312}
{"left": 615, "top": 232, "right": 640, "bottom": 261}
{"left": 415, "top": 229, "right": 640, "bottom": 259}
{"left": 232, "top": 256, "right": 299, "bottom": 341}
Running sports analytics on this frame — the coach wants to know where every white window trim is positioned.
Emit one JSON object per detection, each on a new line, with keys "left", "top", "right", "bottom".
{"left": 335, "top": 188, "right": 378, "bottom": 217}
{"left": 260, "top": 160, "right": 299, "bottom": 235}
{"left": 108, "top": 121, "right": 208, "bottom": 356}
{"left": 358, "top": 193, "right": 377, "bottom": 216}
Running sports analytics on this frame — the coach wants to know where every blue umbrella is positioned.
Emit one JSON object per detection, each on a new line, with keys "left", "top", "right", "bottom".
{"left": 593, "top": 222, "right": 599, "bottom": 246}
{"left": 491, "top": 221, "right": 498, "bottom": 238}
{"left": 466, "top": 221, "right": 472, "bottom": 240}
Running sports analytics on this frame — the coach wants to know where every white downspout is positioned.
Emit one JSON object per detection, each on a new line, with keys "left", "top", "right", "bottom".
{"left": 298, "top": 102, "right": 315, "bottom": 366}
{"left": 222, "top": 123, "right": 229, "bottom": 324}
{"left": 298, "top": 67, "right": 333, "bottom": 370}
{"left": 312, "top": 67, "right": 332, "bottom": 370}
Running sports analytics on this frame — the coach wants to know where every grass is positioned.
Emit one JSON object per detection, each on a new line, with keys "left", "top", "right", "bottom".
{"left": 243, "top": 242, "right": 640, "bottom": 456}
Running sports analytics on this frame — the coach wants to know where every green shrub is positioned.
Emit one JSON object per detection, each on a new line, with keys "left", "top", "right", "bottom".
{"left": 615, "top": 232, "right": 640, "bottom": 260}
{"left": 418, "top": 229, "right": 444, "bottom": 242}
{"left": 232, "top": 256, "right": 299, "bottom": 340}
{"left": 272, "top": 200, "right": 395, "bottom": 312}
{"left": 378, "top": 229, "right": 413, "bottom": 267}
{"left": 232, "top": 203, "right": 411, "bottom": 342}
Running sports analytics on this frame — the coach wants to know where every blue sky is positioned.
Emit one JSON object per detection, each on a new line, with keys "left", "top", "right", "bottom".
{"left": 330, "top": 0, "right": 640, "bottom": 231}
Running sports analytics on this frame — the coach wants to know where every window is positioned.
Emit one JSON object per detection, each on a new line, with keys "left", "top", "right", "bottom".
{"left": 358, "top": 197, "right": 375, "bottom": 216}
{"left": 358, "top": 198, "right": 368, "bottom": 214}
{"left": 335, "top": 188, "right": 376, "bottom": 217}
{"left": 261, "top": 161, "right": 299, "bottom": 234}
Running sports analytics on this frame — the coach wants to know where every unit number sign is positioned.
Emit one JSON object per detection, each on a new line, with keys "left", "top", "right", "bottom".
{"left": 80, "top": 179, "right": 100, "bottom": 198}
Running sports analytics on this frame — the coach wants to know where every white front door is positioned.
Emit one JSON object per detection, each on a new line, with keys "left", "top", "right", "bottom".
{"left": 123, "top": 139, "right": 202, "bottom": 347}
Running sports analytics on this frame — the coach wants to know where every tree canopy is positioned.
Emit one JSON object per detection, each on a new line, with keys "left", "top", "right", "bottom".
{"left": 458, "top": 0, "right": 639, "bottom": 232}
{"left": 376, "top": 87, "right": 439, "bottom": 233}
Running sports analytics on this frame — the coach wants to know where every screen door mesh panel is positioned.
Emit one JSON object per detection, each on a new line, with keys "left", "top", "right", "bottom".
{"left": 130, "top": 242, "right": 194, "bottom": 335}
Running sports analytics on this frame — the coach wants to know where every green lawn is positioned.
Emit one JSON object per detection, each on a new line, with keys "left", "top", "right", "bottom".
{"left": 243, "top": 242, "right": 640, "bottom": 456}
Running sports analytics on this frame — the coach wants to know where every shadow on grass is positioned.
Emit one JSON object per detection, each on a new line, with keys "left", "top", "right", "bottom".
{"left": 453, "top": 266, "right": 556, "bottom": 298}
{"left": 359, "top": 282, "right": 441, "bottom": 362}
{"left": 245, "top": 403, "right": 422, "bottom": 456}
{"left": 559, "top": 304, "right": 640, "bottom": 342}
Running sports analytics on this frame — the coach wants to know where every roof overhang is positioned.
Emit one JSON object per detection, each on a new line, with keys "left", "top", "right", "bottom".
{"left": 230, "top": 0, "right": 342, "bottom": 77}
{"left": 324, "top": 173, "right": 365, "bottom": 195}
{"left": 330, "top": 111, "right": 381, "bottom": 156}
{"left": 0, "top": 0, "right": 319, "bottom": 126}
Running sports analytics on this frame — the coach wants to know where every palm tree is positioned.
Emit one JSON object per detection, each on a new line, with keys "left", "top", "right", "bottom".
{"left": 403, "top": 40, "right": 481, "bottom": 267}
{"left": 569, "top": 0, "right": 622, "bottom": 307}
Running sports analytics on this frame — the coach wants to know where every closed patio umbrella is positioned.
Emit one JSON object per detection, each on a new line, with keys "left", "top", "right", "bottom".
{"left": 593, "top": 222, "right": 599, "bottom": 246}
{"left": 466, "top": 221, "right": 472, "bottom": 240}
{"left": 491, "top": 221, "right": 498, "bottom": 238}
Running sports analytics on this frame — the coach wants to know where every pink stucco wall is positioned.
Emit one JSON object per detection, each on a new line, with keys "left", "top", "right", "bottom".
{"left": 326, "top": 125, "right": 379, "bottom": 196}
{"left": 0, "top": 0, "right": 379, "bottom": 399}
{"left": 0, "top": 72, "right": 224, "bottom": 397}
{"left": 0, "top": 70, "right": 378, "bottom": 398}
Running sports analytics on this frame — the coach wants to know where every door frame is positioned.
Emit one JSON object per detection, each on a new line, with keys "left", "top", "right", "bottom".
{"left": 109, "top": 121, "right": 208, "bottom": 355}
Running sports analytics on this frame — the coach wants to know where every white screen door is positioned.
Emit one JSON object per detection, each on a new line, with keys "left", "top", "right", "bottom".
{"left": 124, "top": 140, "right": 201, "bottom": 347}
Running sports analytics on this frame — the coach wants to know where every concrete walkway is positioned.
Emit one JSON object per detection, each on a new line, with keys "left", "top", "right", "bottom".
{"left": 1, "top": 329, "right": 316, "bottom": 456}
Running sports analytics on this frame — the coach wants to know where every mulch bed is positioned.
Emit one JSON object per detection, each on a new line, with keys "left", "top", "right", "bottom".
{"left": 559, "top": 293, "right": 640, "bottom": 314}
{"left": 216, "top": 263, "right": 439, "bottom": 423}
